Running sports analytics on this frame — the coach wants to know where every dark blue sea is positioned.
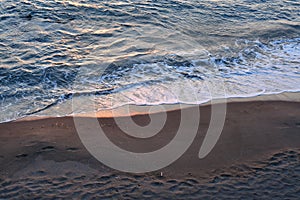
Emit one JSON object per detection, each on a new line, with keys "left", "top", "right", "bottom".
{"left": 0, "top": 0, "right": 299, "bottom": 122}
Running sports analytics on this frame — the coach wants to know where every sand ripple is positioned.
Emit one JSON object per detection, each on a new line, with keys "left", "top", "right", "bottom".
{"left": 0, "top": 149, "right": 299, "bottom": 199}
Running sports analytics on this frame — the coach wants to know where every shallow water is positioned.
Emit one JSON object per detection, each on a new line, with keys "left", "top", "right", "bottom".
{"left": 0, "top": 0, "right": 299, "bottom": 122}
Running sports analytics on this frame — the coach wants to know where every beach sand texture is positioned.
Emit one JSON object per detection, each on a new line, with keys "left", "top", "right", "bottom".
{"left": 0, "top": 99, "right": 299, "bottom": 198}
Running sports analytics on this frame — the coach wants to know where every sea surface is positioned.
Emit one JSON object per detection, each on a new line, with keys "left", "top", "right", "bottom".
{"left": 0, "top": 0, "right": 299, "bottom": 122}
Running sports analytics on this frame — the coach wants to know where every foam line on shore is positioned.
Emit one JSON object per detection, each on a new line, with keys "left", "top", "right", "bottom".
{"left": 15, "top": 91, "right": 300, "bottom": 122}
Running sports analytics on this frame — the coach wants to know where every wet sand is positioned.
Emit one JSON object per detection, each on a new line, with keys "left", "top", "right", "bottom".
{"left": 0, "top": 100, "right": 299, "bottom": 198}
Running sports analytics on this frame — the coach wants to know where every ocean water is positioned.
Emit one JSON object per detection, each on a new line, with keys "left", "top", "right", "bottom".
{"left": 0, "top": 0, "right": 299, "bottom": 122}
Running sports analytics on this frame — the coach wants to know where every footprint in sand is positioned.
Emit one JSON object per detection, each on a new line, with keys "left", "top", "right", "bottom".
{"left": 15, "top": 153, "right": 28, "bottom": 158}
{"left": 40, "top": 146, "right": 55, "bottom": 152}
{"left": 66, "top": 147, "right": 79, "bottom": 152}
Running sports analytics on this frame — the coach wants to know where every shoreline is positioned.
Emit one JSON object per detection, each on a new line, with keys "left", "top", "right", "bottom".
{"left": 14, "top": 91, "right": 300, "bottom": 122}
{"left": 0, "top": 97, "right": 299, "bottom": 197}
{"left": 1, "top": 99, "right": 299, "bottom": 176}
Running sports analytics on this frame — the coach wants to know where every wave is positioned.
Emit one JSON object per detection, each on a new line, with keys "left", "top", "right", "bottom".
{"left": 0, "top": 38, "right": 299, "bottom": 122}
{"left": 0, "top": 0, "right": 299, "bottom": 122}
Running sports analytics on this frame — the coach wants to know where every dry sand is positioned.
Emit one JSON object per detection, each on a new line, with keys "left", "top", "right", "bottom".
{"left": 0, "top": 96, "right": 299, "bottom": 199}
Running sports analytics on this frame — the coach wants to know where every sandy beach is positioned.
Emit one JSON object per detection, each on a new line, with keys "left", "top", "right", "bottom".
{"left": 1, "top": 0, "right": 299, "bottom": 198}
{"left": 0, "top": 96, "right": 299, "bottom": 198}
